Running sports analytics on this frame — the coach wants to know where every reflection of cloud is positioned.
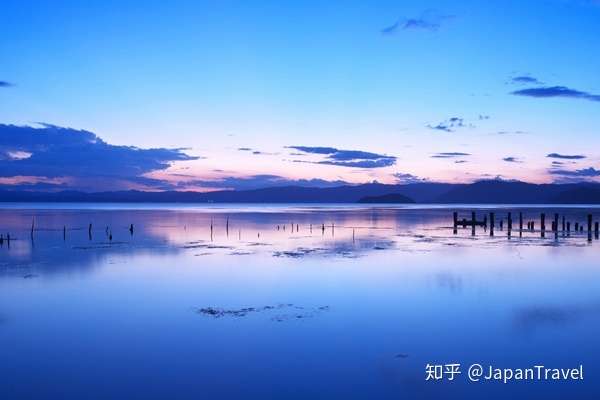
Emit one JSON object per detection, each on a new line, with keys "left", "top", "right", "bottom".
{"left": 287, "top": 146, "right": 396, "bottom": 169}
{"left": 514, "top": 303, "right": 600, "bottom": 331}
{"left": 435, "top": 271, "right": 462, "bottom": 293}
{"left": 0, "top": 124, "right": 198, "bottom": 191}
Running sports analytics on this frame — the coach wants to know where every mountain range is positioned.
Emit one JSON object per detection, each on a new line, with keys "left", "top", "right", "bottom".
{"left": 2, "top": 180, "right": 600, "bottom": 203}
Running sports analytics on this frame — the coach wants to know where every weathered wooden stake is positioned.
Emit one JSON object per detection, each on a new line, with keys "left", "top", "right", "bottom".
{"left": 588, "top": 214, "right": 593, "bottom": 242}
{"left": 519, "top": 212, "right": 523, "bottom": 232}
{"left": 541, "top": 213, "right": 546, "bottom": 232}
{"left": 88, "top": 223, "right": 92, "bottom": 240}
{"left": 490, "top": 212, "right": 494, "bottom": 236}
{"left": 471, "top": 211, "right": 476, "bottom": 236}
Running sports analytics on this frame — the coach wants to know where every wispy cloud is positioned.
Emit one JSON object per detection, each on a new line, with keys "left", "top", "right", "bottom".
{"left": 431, "top": 152, "right": 471, "bottom": 158}
{"left": 287, "top": 146, "right": 396, "bottom": 168}
{"left": 178, "top": 175, "right": 349, "bottom": 191}
{"left": 393, "top": 172, "right": 427, "bottom": 184}
{"left": 426, "top": 117, "right": 468, "bottom": 132}
{"left": 549, "top": 167, "right": 600, "bottom": 177}
{"left": 381, "top": 10, "right": 454, "bottom": 35}
{"left": 547, "top": 153, "right": 586, "bottom": 160}
{"left": 0, "top": 81, "right": 14, "bottom": 88}
{"left": 510, "top": 75, "right": 543, "bottom": 85}
{"left": 512, "top": 86, "right": 600, "bottom": 102}
{"left": 503, "top": 156, "right": 522, "bottom": 163}
{"left": 0, "top": 124, "right": 198, "bottom": 191}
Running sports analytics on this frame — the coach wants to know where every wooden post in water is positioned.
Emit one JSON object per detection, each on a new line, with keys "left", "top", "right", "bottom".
{"left": 471, "top": 211, "right": 476, "bottom": 236}
{"left": 588, "top": 214, "right": 593, "bottom": 242}
{"left": 519, "top": 212, "right": 523, "bottom": 233}
{"left": 554, "top": 214, "right": 559, "bottom": 233}
{"left": 575, "top": 222, "right": 579, "bottom": 231}
{"left": 562, "top": 216, "right": 565, "bottom": 232}
{"left": 490, "top": 212, "right": 494, "bottom": 236}
{"left": 88, "top": 223, "right": 92, "bottom": 240}
{"left": 508, "top": 212, "right": 512, "bottom": 231}
{"left": 226, "top": 216, "right": 229, "bottom": 237}
{"left": 63, "top": 226, "right": 66, "bottom": 241}
{"left": 30, "top": 218, "right": 35, "bottom": 241}
{"left": 453, "top": 212, "right": 458, "bottom": 235}
{"left": 541, "top": 213, "right": 546, "bottom": 232}
{"left": 595, "top": 222, "right": 599, "bottom": 239}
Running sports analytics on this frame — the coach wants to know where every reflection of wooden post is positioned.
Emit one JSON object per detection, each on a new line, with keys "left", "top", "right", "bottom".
{"left": 490, "top": 212, "right": 494, "bottom": 236}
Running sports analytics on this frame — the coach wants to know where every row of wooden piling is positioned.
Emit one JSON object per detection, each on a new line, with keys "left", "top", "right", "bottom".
{"left": 1, "top": 221, "right": 136, "bottom": 245}
{"left": 453, "top": 211, "right": 599, "bottom": 241}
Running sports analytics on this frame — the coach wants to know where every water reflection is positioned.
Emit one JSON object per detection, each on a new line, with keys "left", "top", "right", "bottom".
{"left": 1, "top": 206, "right": 600, "bottom": 399}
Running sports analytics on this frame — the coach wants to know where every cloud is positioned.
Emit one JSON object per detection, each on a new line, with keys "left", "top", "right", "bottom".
{"left": 393, "top": 172, "right": 427, "bottom": 184}
{"left": 454, "top": 160, "right": 468, "bottom": 164}
{"left": 546, "top": 153, "right": 586, "bottom": 160}
{"left": 382, "top": 10, "right": 454, "bottom": 34}
{"left": 0, "top": 123, "right": 198, "bottom": 191}
{"left": 179, "top": 175, "right": 349, "bottom": 191}
{"left": 549, "top": 167, "right": 600, "bottom": 177}
{"left": 478, "top": 114, "right": 490, "bottom": 120}
{"left": 431, "top": 152, "right": 470, "bottom": 158}
{"left": 287, "top": 146, "right": 396, "bottom": 168}
{"left": 237, "top": 147, "right": 252, "bottom": 151}
{"left": 511, "top": 86, "right": 600, "bottom": 102}
{"left": 426, "top": 117, "right": 468, "bottom": 132}
{"left": 0, "top": 81, "right": 14, "bottom": 88}
{"left": 503, "top": 156, "right": 522, "bottom": 163}
{"left": 510, "top": 75, "right": 542, "bottom": 85}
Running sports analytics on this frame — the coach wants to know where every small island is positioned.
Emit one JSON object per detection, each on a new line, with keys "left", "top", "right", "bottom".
{"left": 357, "top": 193, "right": 415, "bottom": 204}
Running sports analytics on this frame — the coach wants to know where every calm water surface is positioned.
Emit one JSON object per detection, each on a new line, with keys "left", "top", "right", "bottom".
{"left": 1, "top": 204, "right": 600, "bottom": 399}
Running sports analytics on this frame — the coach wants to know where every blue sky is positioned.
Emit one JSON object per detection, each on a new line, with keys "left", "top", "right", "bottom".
{"left": 1, "top": 0, "right": 600, "bottom": 191}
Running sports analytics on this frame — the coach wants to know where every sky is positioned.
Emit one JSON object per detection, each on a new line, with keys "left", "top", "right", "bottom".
{"left": 1, "top": 0, "right": 600, "bottom": 191}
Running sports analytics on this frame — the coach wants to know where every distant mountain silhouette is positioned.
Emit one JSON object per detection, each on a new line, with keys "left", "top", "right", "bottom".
{"left": 1, "top": 180, "right": 600, "bottom": 203}
{"left": 358, "top": 193, "right": 415, "bottom": 203}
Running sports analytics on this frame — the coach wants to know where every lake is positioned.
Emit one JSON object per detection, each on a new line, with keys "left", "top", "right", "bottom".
{"left": 1, "top": 204, "right": 599, "bottom": 399}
